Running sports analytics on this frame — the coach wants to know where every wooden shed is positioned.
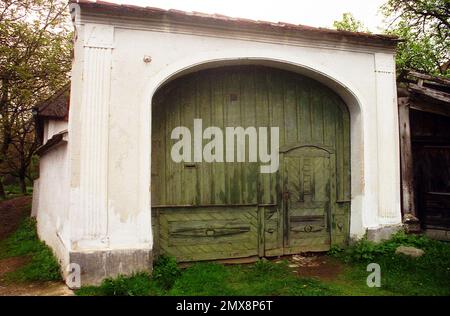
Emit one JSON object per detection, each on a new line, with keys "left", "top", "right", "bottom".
{"left": 398, "top": 71, "right": 450, "bottom": 239}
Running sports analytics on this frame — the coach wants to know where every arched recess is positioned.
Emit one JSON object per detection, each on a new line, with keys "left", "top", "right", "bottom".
{"left": 147, "top": 62, "right": 357, "bottom": 261}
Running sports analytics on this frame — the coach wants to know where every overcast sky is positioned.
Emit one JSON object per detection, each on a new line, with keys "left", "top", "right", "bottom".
{"left": 101, "top": 0, "right": 388, "bottom": 33}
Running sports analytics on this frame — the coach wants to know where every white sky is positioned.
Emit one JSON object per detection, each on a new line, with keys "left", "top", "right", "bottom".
{"left": 101, "top": 0, "right": 388, "bottom": 33}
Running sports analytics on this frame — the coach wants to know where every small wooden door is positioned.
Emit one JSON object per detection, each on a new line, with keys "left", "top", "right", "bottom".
{"left": 282, "top": 146, "right": 334, "bottom": 253}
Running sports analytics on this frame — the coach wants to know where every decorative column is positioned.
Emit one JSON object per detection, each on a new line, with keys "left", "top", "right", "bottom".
{"left": 374, "top": 53, "right": 402, "bottom": 225}
{"left": 73, "top": 24, "right": 113, "bottom": 248}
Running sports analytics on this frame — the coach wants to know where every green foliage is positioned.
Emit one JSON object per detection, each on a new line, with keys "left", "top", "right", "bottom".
{"left": 0, "top": 218, "right": 61, "bottom": 282}
{"left": 3, "top": 183, "right": 33, "bottom": 199}
{"left": 328, "top": 244, "right": 345, "bottom": 256}
{"left": 329, "top": 231, "right": 436, "bottom": 263}
{"left": 152, "top": 255, "right": 181, "bottom": 290}
{"left": 333, "top": 12, "right": 369, "bottom": 33}
{"left": 0, "top": 0, "right": 72, "bottom": 191}
{"left": 382, "top": 0, "right": 450, "bottom": 77}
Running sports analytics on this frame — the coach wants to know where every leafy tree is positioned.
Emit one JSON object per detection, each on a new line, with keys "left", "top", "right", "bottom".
{"left": 333, "top": 12, "right": 369, "bottom": 33}
{"left": 382, "top": 0, "right": 450, "bottom": 77}
{"left": 0, "top": 0, "right": 72, "bottom": 196}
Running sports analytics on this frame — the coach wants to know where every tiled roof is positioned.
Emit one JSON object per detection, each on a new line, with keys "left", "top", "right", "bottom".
{"left": 35, "top": 84, "right": 70, "bottom": 119}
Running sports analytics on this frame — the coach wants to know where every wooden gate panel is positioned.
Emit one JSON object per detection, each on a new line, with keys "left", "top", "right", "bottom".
{"left": 158, "top": 206, "right": 259, "bottom": 261}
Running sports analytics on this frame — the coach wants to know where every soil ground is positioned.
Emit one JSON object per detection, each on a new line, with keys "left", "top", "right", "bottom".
{"left": 287, "top": 254, "right": 344, "bottom": 281}
{"left": 0, "top": 196, "right": 73, "bottom": 296}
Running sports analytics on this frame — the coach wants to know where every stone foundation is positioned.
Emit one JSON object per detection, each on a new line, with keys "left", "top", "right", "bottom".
{"left": 68, "top": 248, "right": 153, "bottom": 288}
{"left": 367, "top": 224, "right": 404, "bottom": 243}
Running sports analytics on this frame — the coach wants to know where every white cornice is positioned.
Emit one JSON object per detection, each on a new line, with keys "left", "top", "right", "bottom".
{"left": 77, "top": 11, "right": 396, "bottom": 55}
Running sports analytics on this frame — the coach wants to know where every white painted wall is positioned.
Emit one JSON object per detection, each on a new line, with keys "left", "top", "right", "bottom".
{"left": 43, "top": 120, "right": 68, "bottom": 143}
{"left": 36, "top": 139, "right": 70, "bottom": 269}
{"left": 37, "top": 4, "right": 402, "bottom": 268}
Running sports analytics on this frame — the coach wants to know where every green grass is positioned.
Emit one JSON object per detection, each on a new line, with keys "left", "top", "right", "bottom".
{"left": 76, "top": 259, "right": 336, "bottom": 296}
{"left": 75, "top": 233, "right": 450, "bottom": 296}
{"left": 2, "top": 184, "right": 33, "bottom": 200}
{"left": 0, "top": 218, "right": 62, "bottom": 282}
{"left": 169, "top": 260, "right": 335, "bottom": 296}
{"left": 329, "top": 232, "right": 450, "bottom": 296}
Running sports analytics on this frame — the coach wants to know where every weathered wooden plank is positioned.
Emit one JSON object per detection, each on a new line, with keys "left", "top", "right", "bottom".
{"left": 241, "top": 68, "right": 258, "bottom": 204}
{"left": 310, "top": 82, "right": 324, "bottom": 144}
{"left": 198, "top": 71, "right": 212, "bottom": 204}
{"left": 224, "top": 69, "right": 243, "bottom": 204}
{"left": 398, "top": 98, "right": 417, "bottom": 219}
{"left": 253, "top": 69, "right": 270, "bottom": 205}
{"left": 210, "top": 71, "right": 227, "bottom": 204}
{"left": 180, "top": 77, "right": 197, "bottom": 205}
{"left": 297, "top": 79, "right": 312, "bottom": 144}
{"left": 284, "top": 74, "right": 298, "bottom": 144}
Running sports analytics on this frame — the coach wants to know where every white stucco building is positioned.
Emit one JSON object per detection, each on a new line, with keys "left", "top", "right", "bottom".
{"left": 34, "top": 0, "right": 402, "bottom": 286}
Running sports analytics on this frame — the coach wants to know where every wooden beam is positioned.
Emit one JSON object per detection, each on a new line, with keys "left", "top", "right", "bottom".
{"left": 409, "top": 97, "right": 450, "bottom": 118}
{"left": 409, "top": 83, "right": 450, "bottom": 105}
{"left": 398, "top": 98, "right": 421, "bottom": 232}
{"left": 407, "top": 70, "right": 450, "bottom": 86}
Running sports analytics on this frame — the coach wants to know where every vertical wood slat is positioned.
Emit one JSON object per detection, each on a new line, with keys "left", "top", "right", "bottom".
{"left": 180, "top": 77, "right": 197, "bottom": 205}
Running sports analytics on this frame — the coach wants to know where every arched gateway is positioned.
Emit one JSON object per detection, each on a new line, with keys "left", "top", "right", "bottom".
{"left": 152, "top": 66, "right": 350, "bottom": 261}
{"left": 34, "top": 0, "right": 402, "bottom": 286}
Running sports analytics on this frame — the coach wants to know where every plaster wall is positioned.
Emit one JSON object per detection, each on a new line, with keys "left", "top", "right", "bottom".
{"left": 36, "top": 142, "right": 70, "bottom": 270}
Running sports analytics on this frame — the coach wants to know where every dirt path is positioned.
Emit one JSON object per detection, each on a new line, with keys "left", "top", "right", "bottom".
{"left": 0, "top": 196, "right": 73, "bottom": 296}
{"left": 0, "top": 196, "right": 32, "bottom": 240}
{"left": 272, "top": 253, "right": 344, "bottom": 281}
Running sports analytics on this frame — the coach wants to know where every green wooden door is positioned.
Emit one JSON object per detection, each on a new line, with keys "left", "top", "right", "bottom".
{"left": 282, "top": 146, "right": 334, "bottom": 253}
{"left": 151, "top": 66, "right": 350, "bottom": 262}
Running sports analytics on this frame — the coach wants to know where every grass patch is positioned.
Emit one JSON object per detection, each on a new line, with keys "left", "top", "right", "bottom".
{"left": 76, "top": 257, "right": 336, "bottom": 296}
{"left": 0, "top": 218, "right": 61, "bottom": 282}
{"left": 171, "top": 260, "right": 335, "bottom": 296}
{"left": 2, "top": 184, "right": 33, "bottom": 200}
{"left": 329, "top": 231, "right": 450, "bottom": 296}
{"left": 76, "top": 232, "right": 450, "bottom": 296}
{"left": 76, "top": 272, "right": 163, "bottom": 296}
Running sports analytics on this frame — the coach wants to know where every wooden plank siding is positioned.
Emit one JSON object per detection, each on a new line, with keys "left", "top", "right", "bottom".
{"left": 151, "top": 65, "right": 350, "bottom": 261}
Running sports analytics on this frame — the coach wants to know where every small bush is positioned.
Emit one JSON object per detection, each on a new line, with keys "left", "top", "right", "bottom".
{"left": 327, "top": 245, "right": 344, "bottom": 256}
{"left": 329, "top": 231, "right": 438, "bottom": 263}
{"left": 152, "top": 255, "right": 181, "bottom": 290}
{"left": 100, "top": 273, "right": 155, "bottom": 296}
